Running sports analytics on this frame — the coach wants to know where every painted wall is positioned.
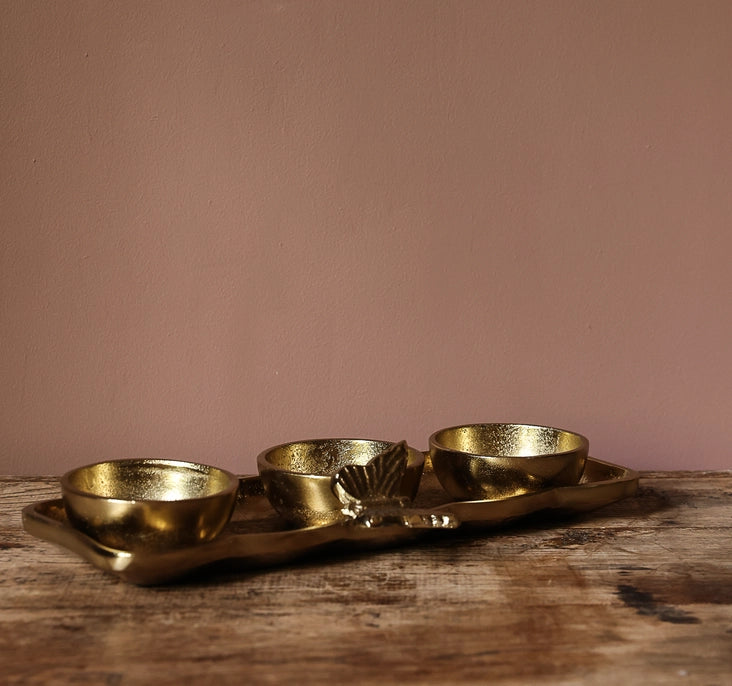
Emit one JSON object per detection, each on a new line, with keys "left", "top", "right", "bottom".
{"left": 1, "top": 1, "right": 730, "bottom": 475}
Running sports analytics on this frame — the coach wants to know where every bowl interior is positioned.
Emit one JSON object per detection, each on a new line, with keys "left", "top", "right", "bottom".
{"left": 260, "top": 439, "right": 420, "bottom": 476}
{"left": 63, "top": 459, "right": 236, "bottom": 502}
{"left": 432, "top": 424, "right": 586, "bottom": 458}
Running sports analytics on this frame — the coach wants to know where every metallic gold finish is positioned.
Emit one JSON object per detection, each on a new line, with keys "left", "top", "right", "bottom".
{"left": 429, "top": 423, "right": 589, "bottom": 501}
{"left": 257, "top": 438, "right": 425, "bottom": 527}
{"left": 60, "top": 459, "right": 239, "bottom": 550}
{"left": 23, "top": 457, "right": 638, "bottom": 585}
{"left": 332, "top": 441, "right": 458, "bottom": 529}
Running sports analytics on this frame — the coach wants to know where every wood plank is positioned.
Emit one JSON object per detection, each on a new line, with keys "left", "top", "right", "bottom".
{"left": 1, "top": 472, "right": 730, "bottom": 685}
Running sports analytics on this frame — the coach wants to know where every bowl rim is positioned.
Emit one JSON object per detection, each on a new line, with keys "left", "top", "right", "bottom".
{"left": 428, "top": 422, "right": 589, "bottom": 460}
{"left": 60, "top": 458, "right": 240, "bottom": 504}
{"left": 256, "top": 437, "right": 425, "bottom": 480}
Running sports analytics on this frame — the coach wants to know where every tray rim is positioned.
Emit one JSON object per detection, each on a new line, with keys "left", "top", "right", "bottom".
{"left": 22, "top": 456, "right": 639, "bottom": 585}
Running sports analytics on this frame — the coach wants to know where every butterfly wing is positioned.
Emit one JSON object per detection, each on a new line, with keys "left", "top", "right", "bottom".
{"left": 333, "top": 440, "right": 408, "bottom": 504}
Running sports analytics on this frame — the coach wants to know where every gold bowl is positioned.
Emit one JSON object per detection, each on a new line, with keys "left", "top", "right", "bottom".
{"left": 257, "top": 439, "right": 425, "bottom": 527}
{"left": 60, "top": 459, "right": 239, "bottom": 550}
{"left": 428, "top": 423, "right": 589, "bottom": 501}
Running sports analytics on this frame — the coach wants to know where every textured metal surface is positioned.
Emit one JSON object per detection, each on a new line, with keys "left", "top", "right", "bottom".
{"left": 60, "top": 459, "right": 239, "bottom": 550}
{"left": 429, "top": 423, "right": 589, "bottom": 501}
{"left": 23, "top": 457, "right": 638, "bottom": 585}
{"left": 331, "top": 441, "right": 458, "bottom": 529}
{"left": 257, "top": 438, "right": 425, "bottom": 527}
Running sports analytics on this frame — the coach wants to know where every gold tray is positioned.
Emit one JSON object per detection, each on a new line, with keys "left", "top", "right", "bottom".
{"left": 22, "top": 457, "right": 637, "bottom": 585}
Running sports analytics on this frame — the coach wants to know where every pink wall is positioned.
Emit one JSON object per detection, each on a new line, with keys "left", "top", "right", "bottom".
{"left": 1, "top": 1, "right": 730, "bottom": 475}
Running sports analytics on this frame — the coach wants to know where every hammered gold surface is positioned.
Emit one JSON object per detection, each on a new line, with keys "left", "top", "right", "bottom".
{"left": 23, "top": 458, "right": 639, "bottom": 585}
{"left": 60, "top": 459, "right": 239, "bottom": 551}
{"left": 257, "top": 439, "right": 425, "bottom": 527}
{"left": 63, "top": 460, "right": 234, "bottom": 500}
{"left": 429, "top": 423, "right": 589, "bottom": 501}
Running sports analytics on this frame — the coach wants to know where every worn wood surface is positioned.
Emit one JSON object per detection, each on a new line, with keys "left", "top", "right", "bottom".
{"left": 1, "top": 472, "right": 731, "bottom": 685}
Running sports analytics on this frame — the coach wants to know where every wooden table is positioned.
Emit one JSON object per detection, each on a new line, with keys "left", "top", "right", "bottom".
{"left": 2, "top": 472, "right": 730, "bottom": 685}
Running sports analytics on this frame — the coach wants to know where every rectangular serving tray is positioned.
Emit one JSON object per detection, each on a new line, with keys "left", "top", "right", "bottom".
{"left": 22, "top": 457, "right": 638, "bottom": 585}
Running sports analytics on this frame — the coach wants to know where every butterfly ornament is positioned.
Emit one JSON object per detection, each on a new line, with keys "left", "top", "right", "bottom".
{"left": 331, "top": 441, "right": 459, "bottom": 530}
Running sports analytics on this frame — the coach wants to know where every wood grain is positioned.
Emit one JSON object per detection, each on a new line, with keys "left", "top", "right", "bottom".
{"left": 1, "top": 472, "right": 731, "bottom": 685}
